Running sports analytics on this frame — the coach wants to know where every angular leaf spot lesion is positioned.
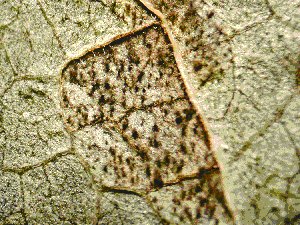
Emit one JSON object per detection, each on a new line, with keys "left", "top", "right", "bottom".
{"left": 60, "top": 23, "right": 232, "bottom": 223}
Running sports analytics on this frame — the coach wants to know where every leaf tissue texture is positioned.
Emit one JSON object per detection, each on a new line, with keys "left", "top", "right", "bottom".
{"left": 60, "top": 24, "right": 233, "bottom": 224}
{"left": 1, "top": 0, "right": 299, "bottom": 224}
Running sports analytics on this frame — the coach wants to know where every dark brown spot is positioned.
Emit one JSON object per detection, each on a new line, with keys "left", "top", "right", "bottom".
{"left": 195, "top": 185, "right": 201, "bottom": 193}
{"left": 98, "top": 95, "right": 106, "bottom": 104}
{"left": 137, "top": 71, "right": 144, "bottom": 82}
{"left": 184, "top": 109, "right": 196, "bottom": 121}
{"left": 184, "top": 207, "right": 192, "bottom": 220}
{"left": 164, "top": 154, "right": 170, "bottom": 166}
{"left": 145, "top": 164, "right": 151, "bottom": 177}
{"left": 153, "top": 139, "right": 159, "bottom": 148}
{"left": 91, "top": 83, "right": 100, "bottom": 95}
{"left": 103, "top": 165, "right": 108, "bottom": 173}
{"left": 153, "top": 170, "right": 164, "bottom": 189}
{"left": 207, "top": 11, "right": 215, "bottom": 19}
{"left": 109, "top": 147, "right": 115, "bottom": 156}
{"left": 155, "top": 160, "right": 162, "bottom": 168}
{"left": 104, "top": 82, "right": 111, "bottom": 90}
{"left": 152, "top": 124, "right": 159, "bottom": 132}
{"left": 193, "top": 60, "right": 202, "bottom": 72}
{"left": 122, "top": 121, "right": 128, "bottom": 130}
{"left": 180, "top": 144, "right": 187, "bottom": 154}
{"left": 175, "top": 116, "right": 183, "bottom": 125}
{"left": 132, "top": 130, "right": 138, "bottom": 139}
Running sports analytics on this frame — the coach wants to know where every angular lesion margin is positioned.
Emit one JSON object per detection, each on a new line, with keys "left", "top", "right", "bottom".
{"left": 2, "top": 150, "right": 74, "bottom": 175}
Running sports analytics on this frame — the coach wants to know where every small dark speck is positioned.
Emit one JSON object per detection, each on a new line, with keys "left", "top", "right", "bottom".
{"left": 104, "top": 82, "right": 111, "bottom": 90}
{"left": 207, "top": 11, "right": 215, "bottom": 19}
{"left": 175, "top": 116, "right": 183, "bottom": 125}
{"left": 132, "top": 130, "right": 138, "bottom": 139}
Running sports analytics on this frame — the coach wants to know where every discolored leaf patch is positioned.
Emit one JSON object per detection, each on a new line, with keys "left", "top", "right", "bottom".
{"left": 60, "top": 23, "right": 232, "bottom": 223}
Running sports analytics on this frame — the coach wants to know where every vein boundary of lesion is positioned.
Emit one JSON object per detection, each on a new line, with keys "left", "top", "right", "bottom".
{"left": 136, "top": 0, "right": 214, "bottom": 152}
{"left": 2, "top": 149, "right": 74, "bottom": 175}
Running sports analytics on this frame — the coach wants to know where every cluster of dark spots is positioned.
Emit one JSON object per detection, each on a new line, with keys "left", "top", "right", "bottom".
{"left": 172, "top": 197, "right": 181, "bottom": 206}
{"left": 152, "top": 197, "right": 157, "bottom": 203}
{"left": 88, "top": 67, "right": 96, "bottom": 80}
{"left": 175, "top": 114, "right": 183, "bottom": 125}
{"left": 157, "top": 57, "right": 165, "bottom": 66}
{"left": 152, "top": 124, "right": 159, "bottom": 132}
{"left": 155, "top": 160, "right": 162, "bottom": 168}
{"left": 183, "top": 109, "right": 196, "bottom": 121}
{"left": 145, "top": 164, "right": 151, "bottom": 177}
{"left": 181, "top": 125, "right": 187, "bottom": 136}
{"left": 137, "top": 71, "right": 144, "bottom": 82}
{"left": 150, "top": 138, "right": 160, "bottom": 148}
{"left": 215, "top": 24, "right": 225, "bottom": 35}
{"left": 152, "top": 169, "right": 164, "bottom": 189}
{"left": 125, "top": 157, "right": 131, "bottom": 165}
{"left": 62, "top": 91, "right": 70, "bottom": 107}
{"left": 196, "top": 207, "right": 201, "bottom": 219}
{"left": 207, "top": 11, "right": 215, "bottom": 19}
{"left": 104, "top": 81, "right": 111, "bottom": 90}
{"left": 104, "top": 62, "right": 110, "bottom": 72}
{"left": 130, "top": 177, "right": 135, "bottom": 184}
{"left": 163, "top": 154, "right": 170, "bottom": 166}
{"left": 98, "top": 95, "right": 106, "bottom": 104}
{"left": 180, "top": 190, "right": 186, "bottom": 200}
{"left": 109, "top": 147, "right": 115, "bottom": 157}
{"left": 194, "top": 185, "right": 201, "bottom": 193}
{"left": 103, "top": 165, "right": 108, "bottom": 173}
{"left": 167, "top": 11, "right": 178, "bottom": 24}
{"left": 193, "top": 60, "right": 203, "bottom": 72}
{"left": 199, "top": 196, "right": 208, "bottom": 207}
{"left": 68, "top": 67, "right": 80, "bottom": 83}
{"left": 90, "top": 82, "right": 100, "bottom": 95}
{"left": 176, "top": 159, "right": 184, "bottom": 173}
{"left": 127, "top": 49, "right": 140, "bottom": 65}
{"left": 193, "top": 124, "right": 198, "bottom": 135}
{"left": 131, "top": 129, "right": 139, "bottom": 139}
{"left": 118, "top": 155, "right": 122, "bottom": 163}
{"left": 121, "top": 167, "right": 126, "bottom": 177}
{"left": 66, "top": 116, "right": 74, "bottom": 126}
{"left": 136, "top": 149, "right": 149, "bottom": 161}
{"left": 184, "top": 207, "right": 193, "bottom": 220}
{"left": 122, "top": 121, "right": 128, "bottom": 130}
{"left": 87, "top": 144, "right": 97, "bottom": 150}
{"left": 179, "top": 144, "right": 188, "bottom": 156}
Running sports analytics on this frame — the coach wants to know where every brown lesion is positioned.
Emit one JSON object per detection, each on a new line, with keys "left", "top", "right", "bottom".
{"left": 60, "top": 12, "right": 233, "bottom": 224}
